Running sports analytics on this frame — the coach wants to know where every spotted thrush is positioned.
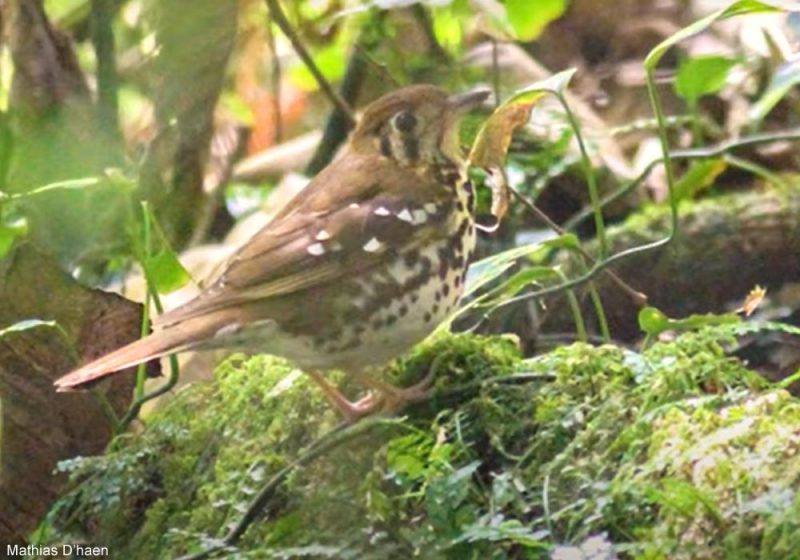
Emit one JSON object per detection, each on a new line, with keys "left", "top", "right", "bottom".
{"left": 54, "top": 84, "right": 490, "bottom": 420}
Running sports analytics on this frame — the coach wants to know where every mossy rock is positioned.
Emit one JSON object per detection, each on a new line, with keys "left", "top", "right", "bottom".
{"left": 37, "top": 330, "right": 800, "bottom": 559}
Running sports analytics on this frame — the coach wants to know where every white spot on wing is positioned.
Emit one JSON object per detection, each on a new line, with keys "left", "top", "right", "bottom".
{"left": 315, "top": 230, "right": 331, "bottom": 241}
{"left": 330, "top": 241, "right": 343, "bottom": 251}
{"left": 363, "top": 237, "right": 382, "bottom": 252}
{"left": 215, "top": 323, "right": 240, "bottom": 337}
{"left": 397, "top": 208, "right": 413, "bottom": 223}
{"left": 307, "top": 242, "right": 326, "bottom": 256}
{"left": 412, "top": 209, "right": 427, "bottom": 224}
{"left": 424, "top": 202, "right": 437, "bottom": 214}
{"left": 374, "top": 206, "right": 390, "bottom": 216}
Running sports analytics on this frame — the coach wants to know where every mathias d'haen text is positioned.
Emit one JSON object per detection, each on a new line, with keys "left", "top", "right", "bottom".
{"left": 7, "top": 543, "right": 110, "bottom": 557}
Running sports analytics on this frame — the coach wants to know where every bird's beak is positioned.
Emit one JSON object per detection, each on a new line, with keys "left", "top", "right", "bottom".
{"left": 448, "top": 88, "right": 491, "bottom": 113}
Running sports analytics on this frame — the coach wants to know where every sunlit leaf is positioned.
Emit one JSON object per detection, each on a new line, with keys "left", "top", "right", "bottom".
{"left": 288, "top": 44, "right": 347, "bottom": 91}
{"left": 749, "top": 56, "right": 800, "bottom": 122}
{"left": 644, "top": 1, "right": 789, "bottom": 71}
{"left": 139, "top": 206, "right": 192, "bottom": 295}
{"left": 504, "top": 0, "right": 566, "bottom": 41}
{"left": 674, "top": 55, "right": 739, "bottom": 104}
{"left": 144, "top": 249, "right": 192, "bottom": 295}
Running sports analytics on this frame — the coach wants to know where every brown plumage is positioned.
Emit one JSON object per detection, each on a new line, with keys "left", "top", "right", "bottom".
{"left": 54, "top": 84, "right": 490, "bottom": 420}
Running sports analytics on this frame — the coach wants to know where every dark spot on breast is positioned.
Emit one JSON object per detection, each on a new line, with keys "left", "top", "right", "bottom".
{"left": 423, "top": 312, "right": 432, "bottom": 323}
{"left": 443, "top": 284, "right": 450, "bottom": 297}
{"left": 399, "top": 305, "right": 408, "bottom": 317}
{"left": 468, "top": 224, "right": 474, "bottom": 236}
{"left": 456, "top": 201, "right": 464, "bottom": 212}
{"left": 410, "top": 294, "right": 419, "bottom": 303}
{"left": 372, "top": 318, "right": 383, "bottom": 330}
{"left": 385, "top": 314, "right": 397, "bottom": 326}
{"left": 432, "top": 304, "right": 439, "bottom": 315}
{"left": 404, "top": 250, "right": 419, "bottom": 267}
{"left": 434, "top": 291, "right": 441, "bottom": 302}
{"left": 454, "top": 275, "right": 461, "bottom": 287}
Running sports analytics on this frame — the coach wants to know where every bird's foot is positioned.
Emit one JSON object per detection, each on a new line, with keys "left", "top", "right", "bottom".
{"left": 305, "top": 370, "right": 386, "bottom": 423}
{"left": 378, "top": 366, "right": 436, "bottom": 415}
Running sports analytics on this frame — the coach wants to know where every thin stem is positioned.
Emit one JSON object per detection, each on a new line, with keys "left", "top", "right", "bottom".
{"left": 118, "top": 203, "right": 182, "bottom": 429}
{"left": 508, "top": 186, "right": 646, "bottom": 306}
{"left": 556, "top": 93, "right": 608, "bottom": 257}
{"left": 644, "top": 68, "right": 679, "bottom": 236}
{"left": 557, "top": 269, "right": 587, "bottom": 342}
{"left": 587, "top": 282, "right": 611, "bottom": 342}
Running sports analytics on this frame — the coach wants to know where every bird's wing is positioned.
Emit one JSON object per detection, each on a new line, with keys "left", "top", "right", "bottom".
{"left": 156, "top": 153, "right": 455, "bottom": 327}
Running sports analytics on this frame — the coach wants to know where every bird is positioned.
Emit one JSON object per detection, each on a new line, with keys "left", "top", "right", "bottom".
{"left": 54, "top": 84, "right": 491, "bottom": 421}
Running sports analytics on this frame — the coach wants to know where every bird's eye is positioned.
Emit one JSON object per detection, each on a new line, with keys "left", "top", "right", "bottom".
{"left": 392, "top": 111, "right": 417, "bottom": 133}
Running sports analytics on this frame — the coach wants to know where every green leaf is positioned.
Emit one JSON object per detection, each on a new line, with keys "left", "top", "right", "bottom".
{"left": 672, "top": 158, "right": 727, "bottom": 202}
{"left": 143, "top": 249, "right": 192, "bottom": 295}
{"left": 431, "top": 0, "right": 469, "bottom": 51}
{"left": 749, "top": 56, "right": 800, "bottom": 122}
{"left": 288, "top": 44, "right": 347, "bottom": 91}
{"left": 644, "top": 1, "right": 787, "bottom": 71}
{"left": 139, "top": 205, "right": 192, "bottom": 295}
{"left": 504, "top": 0, "right": 567, "bottom": 41}
{"left": 674, "top": 55, "right": 739, "bottom": 104}
{"left": 638, "top": 306, "right": 741, "bottom": 338}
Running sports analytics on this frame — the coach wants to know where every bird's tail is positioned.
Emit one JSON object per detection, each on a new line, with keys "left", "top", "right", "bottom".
{"left": 54, "top": 315, "right": 222, "bottom": 391}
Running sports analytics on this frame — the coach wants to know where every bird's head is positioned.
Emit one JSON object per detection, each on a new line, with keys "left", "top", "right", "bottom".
{"left": 350, "top": 84, "right": 490, "bottom": 168}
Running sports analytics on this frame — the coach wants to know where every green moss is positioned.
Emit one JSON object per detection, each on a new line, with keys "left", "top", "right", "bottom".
{"left": 40, "top": 329, "right": 800, "bottom": 559}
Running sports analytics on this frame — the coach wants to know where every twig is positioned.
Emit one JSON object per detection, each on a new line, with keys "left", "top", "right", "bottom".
{"left": 508, "top": 186, "right": 647, "bottom": 306}
{"left": 264, "top": 0, "right": 354, "bottom": 127}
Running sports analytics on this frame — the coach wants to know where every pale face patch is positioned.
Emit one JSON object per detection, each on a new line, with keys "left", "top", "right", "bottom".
{"left": 307, "top": 242, "right": 326, "bottom": 256}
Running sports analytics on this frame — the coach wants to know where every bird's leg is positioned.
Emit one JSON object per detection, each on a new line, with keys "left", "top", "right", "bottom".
{"left": 305, "top": 370, "right": 384, "bottom": 423}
